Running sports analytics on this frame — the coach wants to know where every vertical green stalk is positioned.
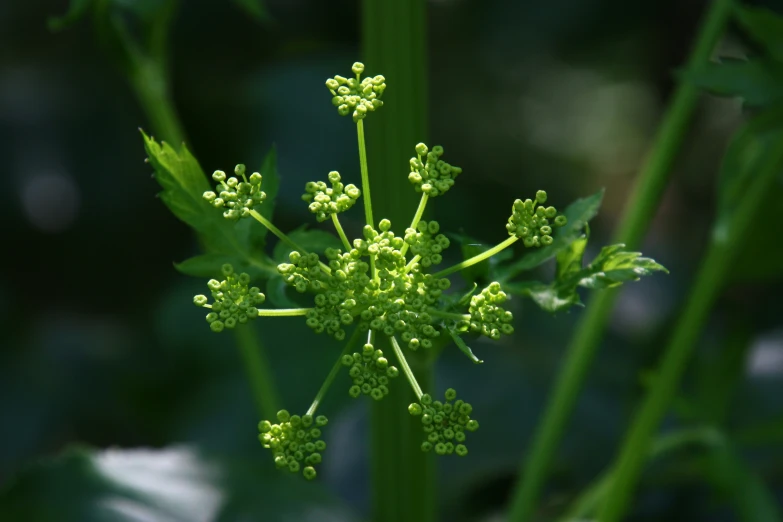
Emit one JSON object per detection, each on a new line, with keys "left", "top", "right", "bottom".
{"left": 507, "top": 0, "right": 734, "bottom": 519}
{"left": 597, "top": 138, "right": 783, "bottom": 521}
{"left": 361, "top": 1, "right": 432, "bottom": 521}
{"left": 128, "top": 58, "right": 186, "bottom": 147}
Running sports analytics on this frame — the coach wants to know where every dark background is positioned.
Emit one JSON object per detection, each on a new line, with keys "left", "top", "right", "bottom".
{"left": 1, "top": 0, "right": 782, "bottom": 520}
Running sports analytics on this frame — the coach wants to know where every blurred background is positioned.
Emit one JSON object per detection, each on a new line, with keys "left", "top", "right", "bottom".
{"left": 1, "top": 0, "right": 782, "bottom": 520}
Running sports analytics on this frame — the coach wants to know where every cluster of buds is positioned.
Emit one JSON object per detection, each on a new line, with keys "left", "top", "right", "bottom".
{"left": 193, "top": 264, "right": 266, "bottom": 333}
{"left": 342, "top": 343, "right": 400, "bottom": 400}
{"left": 408, "top": 388, "right": 478, "bottom": 456}
{"left": 408, "top": 143, "right": 463, "bottom": 197}
{"left": 404, "top": 220, "right": 451, "bottom": 268}
{"left": 506, "top": 190, "right": 567, "bottom": 247}
{"left": 258, "top": 410, "right": 328, "bottom": 480}
{"left": 202, "top": 164, "right": 267, "bottom": 221}
{"left": 302, "top": 171, "right": 361, "bottom": 222}
{"left": 325, "top": 62, "right": 386, "bottom": 123}
{"left": 468, "top": 282, "right": 514, "bottom": 340}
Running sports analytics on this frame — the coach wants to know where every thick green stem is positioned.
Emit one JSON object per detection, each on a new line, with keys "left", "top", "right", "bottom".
{"left": 400, "top": 194, "right": 429, "bottom": 256}
{"left": 362, "top": 1, "right": 432, "bottom": 520}
{"left": 233, "top": 325, "right": 279, "bottom": 423}
{"left": 507, "top": 1, "right": 734, "bottom": 519}
{"left": 597, "top": 138, "right": 783, "bottom": 521}
{"left": 306, "top": 327, "right": 363, "bottom": 416}
{"left": 433, "top": 235, "right": 518, "bottom": 278}
{"left": 332, "top": 213, "right": 352, "bottom": 252}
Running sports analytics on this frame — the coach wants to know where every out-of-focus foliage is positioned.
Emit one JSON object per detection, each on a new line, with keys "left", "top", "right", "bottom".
{"left": 2, "top": 0, "right": 783, "bottom": 521}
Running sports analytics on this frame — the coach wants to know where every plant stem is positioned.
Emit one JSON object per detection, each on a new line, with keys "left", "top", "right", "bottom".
{"left": 256, "top": 308, "right": 312, "bottom": 317}
{"left": 129, "top": 59, "right": 186, "bottom": 147}
{"left": 433, "top": 235, "right": 518, "bottom": 278}
{"left": 306, "top": 327, "right": 363, "bottom": 416}
{"left": 234, "top": 325, "right": 280, "bottom": 421}
{"left": 356, "top": 119, "right": 375, "bottom": 228}
{"left": 403, "top": 255, "right": 421, "bottom": 274}
{"left": 596, "top": 135, "right": 783, "bottom": 522}
{"left": 390, "top": 336, "right": 424, "bottom": 399}
{"left": 506, "top": 1, "right": 734, "bottom": 518}
{"left": 332, "top": 213, "right": 353, "bottom": 251}
{"left": 248, "top": 209, "right": 332, "bottom": 274}
{"left": 363, "top": 1, "right": 432, "bottom": 520}
{"left": 400, "top": 194, "right": 429, "bottom": 256}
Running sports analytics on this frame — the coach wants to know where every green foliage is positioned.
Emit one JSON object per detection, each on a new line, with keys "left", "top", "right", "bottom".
{"left": 500, "top": 189, "right": 604, "bottom": 278}
{"left": 143, "top": 132, "right": 280, "bottom": 279}
{"left": 682, "top": 6, "right": 783, "bottom": 282}
{"left": 508, "top": 244, "right": 668, "bottom": 313}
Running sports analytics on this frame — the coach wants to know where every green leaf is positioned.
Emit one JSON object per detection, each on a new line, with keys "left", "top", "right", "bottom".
{"left": 143, "top": 132, "right": 277, "bottom": 277}
{"left": 273, "top": 227, "right": 342, "bottom": 262}
{"left": 501, "top": 189, "right": 604, "bottom": 278}
{"left": 735, "top": 5, "right": 783, "bottom": 62}
{"left": 0, "top": 445, "right": 357, "bottom": 522}
{"left": 505, "top": 280, "right": 582, "bottom": 313}
{"left": 48, "top": 0, "right": 92, "bottom": 31}
{"left": 231, "top": 0, "right": 272, "bottom": 22}
{"left": 447, "top": 330, "right": 483, "bottom": 364}
{"left": 174, "top": 253, "right": 277, "bottom": 280}
{"left": 716, "top": 104, "right": 783, "bottom": 281}
{"left": 575, "top": 244, "right": 668, "bottom": 290}
{"left": 507, "top": 244, "right": 667, "bottom": 313}
{"left": 555, "top": 233, "right": 588, "bottom": 280}
{"left": 681, "top": 58, "right": 783, "bottom": 107}
{"left": 266, "top": 276, "right": 302, "bottom": 308}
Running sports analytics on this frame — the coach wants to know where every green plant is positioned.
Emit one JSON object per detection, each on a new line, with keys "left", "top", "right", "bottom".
{"left": 142, "top": 62, "right": 668, "bottom": 483}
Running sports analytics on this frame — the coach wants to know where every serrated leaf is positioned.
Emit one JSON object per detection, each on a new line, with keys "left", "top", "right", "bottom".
{"left": 681, "top": 58, "right": 783, "bottom": 107}
{"left": 556, "top": 233, "right": 588, "bottom": 280}
{"left": 735, "top": 5, "right": 783, "bottom": 62}
{"left": 575, "top": 244, "right": 668, "bottom": 289}
{"left": 0, "top": 445, "right": 357, "bottom": 522}
{"left": 507, "top": 244, "right": 667, "bottom": 313}
{"left": 272, "top": 227, "right": 343, "bottom": 262}
{"left": 48, "top": 0, "right": 92, "bottom": 31}
{"left": 501, "top": 189, "right": 604, "bottom": 278}
{"left": 143, "top": 132, "right": 277, "bottom": 278}
{"left": 447, "top": 330, "right": 483, "bottom": 364}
